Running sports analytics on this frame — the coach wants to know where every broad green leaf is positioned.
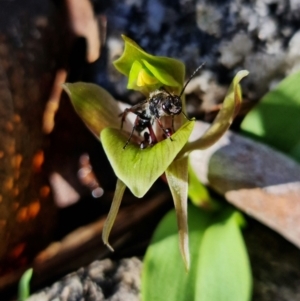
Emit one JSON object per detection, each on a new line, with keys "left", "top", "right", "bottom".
{"left": 241, "top": 71, "right": 300, "bottom": 161}
{"left": 290, "top": 140, "right": 300, "bottom": 160}
{"left": 63, "top": 82, "right": 121, "bottom": 137}
{"left": 113, "top": 35, "right": 185, "bottom": 94}
{"left": 142, "top": 206, "right": 212, "bottom": 301}
{"left": 142, "top": 206, "right": 252, "bottom": 301}
{"left": 102, "top": 178, "right": 126, "bottom": 251}
{"left": 18, "top": 268, "right": 33, "bottom": 301}
{"left": 181, "top": 70, "right": 249, "bottom": 155}
{"left": 165, "top": 156, "right": 190, "bottom": 270}
{"left": 196, "top": 209, "right": 252, "bottom": 301}
{"left": 101, "top": 121, "right": 195, "bottom": 197}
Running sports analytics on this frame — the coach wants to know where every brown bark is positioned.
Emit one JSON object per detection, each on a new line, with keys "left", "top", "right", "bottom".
{"left": 0, "top": 0, "right": 62, "bottom": 279}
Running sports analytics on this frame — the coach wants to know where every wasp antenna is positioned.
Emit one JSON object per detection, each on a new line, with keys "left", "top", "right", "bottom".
{"left": 179, "top": 62, "right": 205, "bottom": 98}
{"left": 181, "top": 111, "right": 191, "bottom": 121}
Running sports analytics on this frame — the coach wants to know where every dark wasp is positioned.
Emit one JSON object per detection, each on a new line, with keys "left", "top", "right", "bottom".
{"left": 120, "top": 63, "right": 204, "bottom": 149}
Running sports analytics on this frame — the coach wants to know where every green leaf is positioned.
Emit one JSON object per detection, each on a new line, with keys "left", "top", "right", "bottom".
{"left": 101, "top": 120, "right": 195, "bottom": 198}
{"left": 181, "top": 70, "right": 249, "bottom": 155}
{"left": 195, "top": 209, "right": 252, "bottom": 301}
{"left": 241, "top": 71, "right": 300, "bottom": 161}
{"left": 102, "top": 178, "right": 126, "bottom": 251}
{"left": 63, "top": 82, "right": 121, "bottom": 137}
{"left": 113, "top": 35, "right": 185, "bottom": 94}
{"left": 142, "top": 205, "right": 252, "bottom": 301}
{"left": 18, "top": 268, "right": 33, "bottom": 301}
{"left": 290, "top": 140, "right": 300, "bottom": 160}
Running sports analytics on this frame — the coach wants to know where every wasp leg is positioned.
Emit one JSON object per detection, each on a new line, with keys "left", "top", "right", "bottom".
{"left": 140, "top": 132, "right": 151, "bottom": 149}
{"left": 156, "top": 118, "right": 173, "bottom": 141}
{"left": 147, "top": 123, "right": 158, "bottom": 145}
{"left": 119, "top": 106, "right": 141, "bottom": 129}
{"left": 119, "top": 108, "right": 131, "bottom": 130}
{"left": 181, "top": 111, "right": 191, "bottom": 121}
{"left": 163, "top": 128, "right": 173, "bottom": 139}
{"left": 123, "top": 125, "right": 136, "bottom": 149}
{"left": 140, "top": 122, "right": 159, "bottom": 149}
{"left": 123, "top": 116, "right": 150, "bottom": 149}
{"left": 171, "top": 115, "right": 175, "bottom": 132}
{"left": 119, "top": 99, "right": 149, "bottom": 129}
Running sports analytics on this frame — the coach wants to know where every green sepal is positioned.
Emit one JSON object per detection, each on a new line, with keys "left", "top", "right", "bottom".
{"left": 102, "top": 178, "right": 127, "bottom": 251}
{"left": 63, "top": 82, "right": 121, "bottom": 137}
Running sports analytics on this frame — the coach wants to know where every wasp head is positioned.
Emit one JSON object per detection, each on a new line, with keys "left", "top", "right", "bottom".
{"left": 162, "top": 95, "right": 182, "bottom": 116}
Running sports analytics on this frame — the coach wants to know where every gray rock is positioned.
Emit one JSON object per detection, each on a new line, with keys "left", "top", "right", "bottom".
{"left": 27, "top": 258, "right": 142, "bottom": 301}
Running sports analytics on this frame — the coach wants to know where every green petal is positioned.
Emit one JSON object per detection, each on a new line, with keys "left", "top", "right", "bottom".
{"left": 166, "top": 156, "right": 190, "bottom": 271}
{"left": 128, "top": 60, "right": 142, "bottom": 88}
{"left": 182, "top": 70, "right": 249, "bottom": 154}
{"left": 101, "top": 121, "right": 195, "bottom": 198}
{"left": 136, "top": 68, "right": 159, "bottom": 86}
{"left": 142, "top": 59, "right": 181, "bottom": 90}
{"left": 102, "top": 178, "right": 126, "bottom": 251}
{"left": 128, "top": 60, "right": 143, "bottom": 89}
{"left": 128, "top": 60, "right": 160, "bottom": 94}
{"left": 241, "top": 70, "right": 300, "bottom": 161}
{"left": 63, "top": 82, "right": 121, "bottom": 137}
{"left": 113, "top": 35, "right": 185, "bottom": 92}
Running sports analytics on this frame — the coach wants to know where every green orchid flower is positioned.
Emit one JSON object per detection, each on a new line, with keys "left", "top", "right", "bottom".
{"left": 63, "top": 35, "right": 248, "bottom": 270}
